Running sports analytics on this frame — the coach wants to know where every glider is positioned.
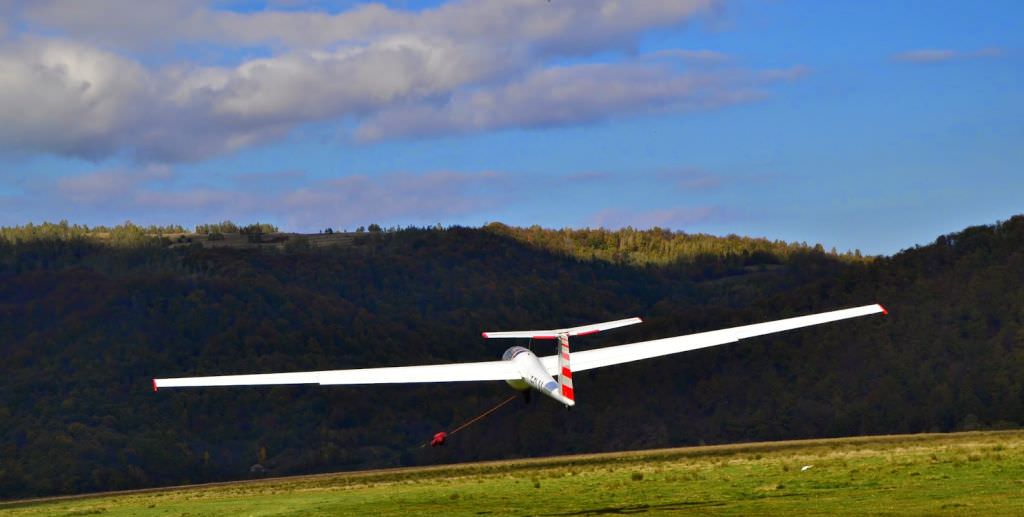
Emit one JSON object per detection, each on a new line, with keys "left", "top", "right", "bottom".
{"left": 154, "top": 304, "right": 886, "bottom": 408}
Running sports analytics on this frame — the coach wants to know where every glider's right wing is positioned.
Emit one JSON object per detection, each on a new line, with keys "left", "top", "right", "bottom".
{"left": 541, "top": 304, "right": 886, "bottom": 373}
{"left": 154, "top": 360, "right": 520, "bottom": 390}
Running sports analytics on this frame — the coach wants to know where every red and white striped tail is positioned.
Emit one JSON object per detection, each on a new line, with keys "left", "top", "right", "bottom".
{"left": 557, "top": 333, "right": 574, "bottom": 403}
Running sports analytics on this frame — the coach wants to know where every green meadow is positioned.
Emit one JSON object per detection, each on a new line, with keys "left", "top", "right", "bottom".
{"left": 4, "top": 431, "right": 1023, "bottom": 516}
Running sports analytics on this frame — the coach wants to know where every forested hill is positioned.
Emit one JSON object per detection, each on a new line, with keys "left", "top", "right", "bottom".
{"left": 1, "top": 217, "right": 1022, "bottom": 498}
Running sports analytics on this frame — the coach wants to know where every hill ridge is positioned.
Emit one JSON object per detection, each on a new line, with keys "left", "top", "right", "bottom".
{"left": 1, "top": 215, "right": 1022, "bottom": 498}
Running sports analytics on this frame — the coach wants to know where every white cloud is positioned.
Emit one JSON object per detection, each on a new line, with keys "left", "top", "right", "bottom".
{"left": 0, "top": 38, "right": 152, "bottom": 158}
{"left": 356, "top": 63, "right": 805, "bottom": 141}
{"left": 893, "top": 47, "right": 1003, "bottom": 63}
{"left": 200, "top": 36, "right": 504, "bottom": 121}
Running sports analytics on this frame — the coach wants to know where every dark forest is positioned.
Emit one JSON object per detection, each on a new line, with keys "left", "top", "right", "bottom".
{"left": 1, "top": 217, "right": 1022, "bottom": 498}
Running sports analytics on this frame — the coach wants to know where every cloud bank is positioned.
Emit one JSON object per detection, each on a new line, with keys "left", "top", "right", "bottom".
{"left": 0, "top": 0, "right": 804, "bottom": 163}
{"left": 19, "top": 167, "right": 513, "bottom": 230}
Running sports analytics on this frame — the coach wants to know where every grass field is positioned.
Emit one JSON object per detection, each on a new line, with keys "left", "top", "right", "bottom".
{"left": 3, "top": 431, "right": 1023, "bottom": 516}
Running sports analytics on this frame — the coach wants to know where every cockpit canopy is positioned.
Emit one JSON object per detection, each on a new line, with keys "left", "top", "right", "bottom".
{"left": 501, "top": 346, "right": 531, "bottom": 361}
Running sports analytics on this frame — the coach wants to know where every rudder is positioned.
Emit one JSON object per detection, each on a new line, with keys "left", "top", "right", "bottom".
{"left": 557, "top": 333, "right": 574, "bottom": 404}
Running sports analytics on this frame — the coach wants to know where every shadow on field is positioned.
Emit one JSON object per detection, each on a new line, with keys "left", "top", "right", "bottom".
{"left": 540, "top": 500, "right": 727, "bottom": 515}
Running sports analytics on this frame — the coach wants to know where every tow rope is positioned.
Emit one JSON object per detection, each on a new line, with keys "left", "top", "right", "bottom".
{"left": 423, "top": 394, "right": 518, "bottom": 447}
{"left": 449, "top": 394, "right": 518, "bottom": 436}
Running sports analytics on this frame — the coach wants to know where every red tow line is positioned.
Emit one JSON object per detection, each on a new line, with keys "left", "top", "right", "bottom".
{"left": 427, "top": 394, "right": 518, "bottom": 447}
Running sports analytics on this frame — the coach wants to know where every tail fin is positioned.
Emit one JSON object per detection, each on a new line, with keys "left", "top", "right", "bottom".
{"left": 557, "top": 333, "right": 574, "bottom": 404}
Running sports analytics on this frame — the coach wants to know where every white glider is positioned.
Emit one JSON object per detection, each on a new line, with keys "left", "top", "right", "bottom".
{"left": 154, "top": 304, "right": 886, "bottom": 407}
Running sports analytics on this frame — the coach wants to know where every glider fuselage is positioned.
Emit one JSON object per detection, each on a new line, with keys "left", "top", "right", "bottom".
{"left": 502, "top": 346, "right": 574, "bottom": 406}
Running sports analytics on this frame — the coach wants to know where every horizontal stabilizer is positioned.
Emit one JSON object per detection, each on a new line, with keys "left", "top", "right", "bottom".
{"left": 482, "top": 317, "right": 642, "bottom": 339}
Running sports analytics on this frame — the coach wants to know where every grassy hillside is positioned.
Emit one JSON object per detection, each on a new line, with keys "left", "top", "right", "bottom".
{"left": 4, "top": 431, "right": 1023, "bottom": 516}
{"left": 1, "top": 217, "right": 1023, "bottom": 498}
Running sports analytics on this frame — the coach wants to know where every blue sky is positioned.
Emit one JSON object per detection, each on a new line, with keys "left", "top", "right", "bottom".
{"left": 0, "top": 0, "right": 1020, "bottom": 254}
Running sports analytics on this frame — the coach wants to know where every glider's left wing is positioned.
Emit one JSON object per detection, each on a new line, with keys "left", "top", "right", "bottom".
{"left": 540, "top": 304, "right": 886, "bottom": 373}
{"left": 153, "top": 360, "right": 520, "bottom": 391}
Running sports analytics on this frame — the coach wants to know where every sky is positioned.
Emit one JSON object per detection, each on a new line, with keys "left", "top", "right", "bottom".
{"left": 0, "top": 0, "right": 1020, "bottom": 255}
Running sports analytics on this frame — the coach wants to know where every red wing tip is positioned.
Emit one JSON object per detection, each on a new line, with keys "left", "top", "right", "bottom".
{"left": 481, "top": 332, "right": 489, "bottom": 338}
{"left": 879, "top": 304, "right": 888, "bottom": 315}
{"left": 152, "top": 379, "right": 158, "bottom": 392}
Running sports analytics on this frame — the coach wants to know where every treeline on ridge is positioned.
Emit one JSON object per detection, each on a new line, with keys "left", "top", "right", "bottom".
{"left": 1, "top": 219, "right": 867, "bottom": 269}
